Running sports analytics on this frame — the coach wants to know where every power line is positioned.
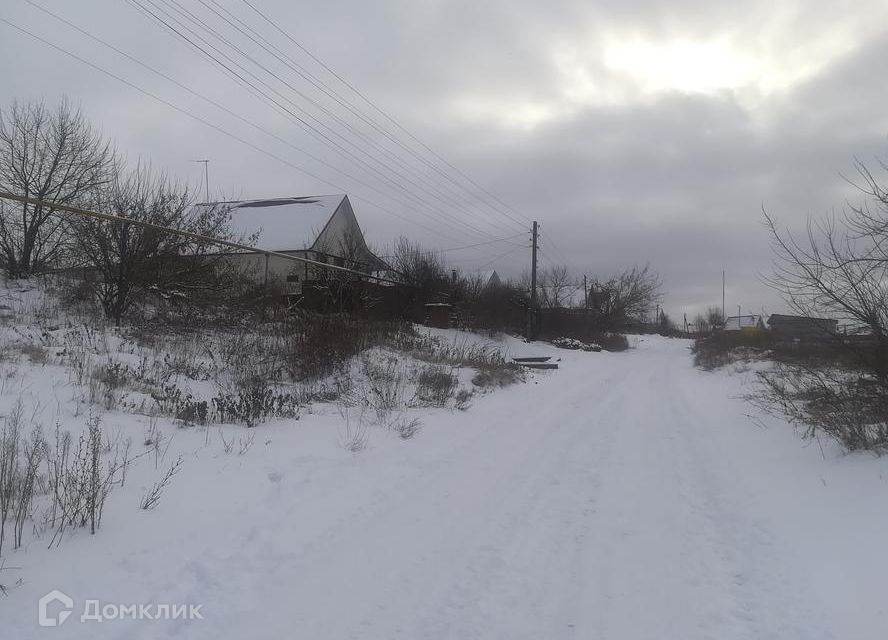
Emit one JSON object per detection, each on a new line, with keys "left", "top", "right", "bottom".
{"left": 439, "top": 233, "right": 526, "bottom": 253}
{"left": 239, "top": 0, "right": 535, "bottom": 230}
{"left": 24, "top": 0, "right": 472, "bottom": 242}
{"left": 200, "top": 0, "right": 516, "bottom": 237}
{"left": 0, "top": 13, "right": 462, "bottom": 243}
{"left": 215, "top": 1, "right": 534, "bottom": 243}
{"left": 129, "top": 0, "right": 483, "bottom": 241}
{"left": 132, "top": 0, "right": 519, "bottom": 243}
{"left": 470, "top": 243, "right": 527, "bottom": 272}
{"left": 9, "top": 2, "right": 545, "bottom": 255}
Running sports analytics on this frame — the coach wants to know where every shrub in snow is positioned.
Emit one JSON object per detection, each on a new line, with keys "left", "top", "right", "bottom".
{"left": 414, "top": 365, "right": 458, "bottom": 407}
{"left": 0, "top": 401, "right": 125, "bottom": 556}
{"left": 390, "top": 416, "right": 422, "bottom": 440}
{"left": 454, "top": 389, "right": 473, "bottom": 410}
{"left": 152, "top": 384, "right": 209, "bottom": 426}
{"left": 361, "top": 355, "right": 408, "bottom": 422}
{"left": 212, "top": 378, "right": 300, "bottom": 428}
{"left": 551, "top": 337, "right": 602, "bottom": 352}
{"left": 692, "top": 332, "right": 771, "bottom": 370}
{"left": 0, "top": 402, "right": 41, "bottom": 555}
{"left": 471, "top": 368, "right": 522, "bottom": 389}
{"left": 139, "top": 456, "right": 183, "bottom": 510}
{"left": 596, "top": 333, "right": 630, "bottom": 352}
{"left": 44, "top": 414, "right": 122, "bottom": 545}
{"left": 339, "top": 412, "right": 370, "bottom": 453}
{"left": 755, "top": 364, "right": 888, "bottom": 453}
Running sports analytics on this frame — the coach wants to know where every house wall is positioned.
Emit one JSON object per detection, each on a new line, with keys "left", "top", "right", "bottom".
{"left": 223, "top": 250, "right": 313, "bottom": 290}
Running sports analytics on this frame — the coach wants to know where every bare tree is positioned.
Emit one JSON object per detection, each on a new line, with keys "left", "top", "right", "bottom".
{"left": 588, "top": 264, "right": 662, "bottom": 330}
{"left": 691, "top": 306, "right": 724, "bottom": 336}
{"left": 760, "top": 158, "right": 888, "bottom": 451}
{"left": 72, "top": 163, "right": 231, "bottom": 323}
{"left": 0, "top": 98, "right": 113, "bottom": 277}
{"left": 763, "top": 159, "right": 888, "bottom": 376}
{"left": 389, "top": 236, "right": 448, "bottom": 294}
{"left": 537, "top": 265, "right": 578, "bottom": 309}
{"left": 706, "top": 306, "right": 724, "bottom": 330}
{"left": 692, "top": 313, "right": 709, "bottom": 335}
{"left": 460, "top": 272, "right": 486, "bottom": 302}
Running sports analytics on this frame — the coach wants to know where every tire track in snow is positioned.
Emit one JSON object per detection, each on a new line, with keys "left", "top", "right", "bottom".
{"left": 666, "top": 355, "right": 836, "bottom": 640}
{"left": 401, "top": 367, "right": 629, "bottom": 639}
{"left": 564, "top": 347, "right": 759, "bottom": 639}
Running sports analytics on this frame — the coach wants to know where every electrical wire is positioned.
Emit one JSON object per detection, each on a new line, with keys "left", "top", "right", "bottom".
{"left": 0, "top": 13, "right": 464, "bottom": 243}
{"left": 133, "top": 0, "right": 520, "bottom": 242}
{"left": 466, "top": 243, "right": 527, "bottom": 273}
{"left": 20, "top": 0, "right": 478, "bottom": 244}
{"left": 7, "top": 3, "right": 541, "bottom": 260}
{"left": 201, "top": 0, "right": 512, "bottom": 235}
{"left": 240, "top": 0, "right": 535, "bottom": 230}
{"left": 439, "top": 233, "right": 527, "bottom": 253}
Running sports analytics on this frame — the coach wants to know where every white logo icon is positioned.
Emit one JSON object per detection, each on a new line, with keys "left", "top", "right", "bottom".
{"left": 39, "top": 590, "right": 74, "bottom": 627}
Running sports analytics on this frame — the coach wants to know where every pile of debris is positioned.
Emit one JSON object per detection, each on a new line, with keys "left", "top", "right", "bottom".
{"left": 551, "top": 337, "right": 602, "bottom": 352}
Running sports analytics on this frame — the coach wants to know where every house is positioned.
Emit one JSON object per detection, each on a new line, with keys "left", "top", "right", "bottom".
{"left": 767, "top": 313, "right": 838, "bottom": 340}
{"left": 205, "top": 195, "right": 387, "bottom": 293}
{"left": 723, "top": 314, "right": 764, "bottom": 331}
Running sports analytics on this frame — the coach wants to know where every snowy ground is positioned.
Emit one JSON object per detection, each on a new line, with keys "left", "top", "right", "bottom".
{"left": 4, "top": 333, "right": 888, "bottom": 639}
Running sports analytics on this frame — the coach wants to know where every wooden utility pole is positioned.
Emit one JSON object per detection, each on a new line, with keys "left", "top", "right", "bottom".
{"left": 526, "top": 221, "right": 538, "bottom": 341}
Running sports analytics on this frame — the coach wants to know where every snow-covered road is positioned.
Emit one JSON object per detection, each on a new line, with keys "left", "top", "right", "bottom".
{"left": 8, "top": 336, "right": 888, "bottom": 638}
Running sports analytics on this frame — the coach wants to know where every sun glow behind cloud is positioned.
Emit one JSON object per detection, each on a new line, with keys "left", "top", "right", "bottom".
{"left": 453, "top": 37, "right": 796, "bottom": 130}
{"left": 450, "top": 9, "right": 878, "bottom": 132}
{"left": 602, "top": 37, "right": 761, "bottom": 95}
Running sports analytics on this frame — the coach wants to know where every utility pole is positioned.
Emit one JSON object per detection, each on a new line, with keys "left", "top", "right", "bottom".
{"left": 722, "top": 270, "right": 726, "bottom": 322}
{"left": 526, "top": 221, "right": 538, "bottom": 341}
{"left": 583, "top": 274, "right": 588, "bottom": 309}
{"left": 192, "top": 159, "right": 210, "bottom": 203}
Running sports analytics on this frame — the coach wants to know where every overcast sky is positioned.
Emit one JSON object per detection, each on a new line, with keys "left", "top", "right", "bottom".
{"left": 3, "top": 0, "right": 888, "bottom": 321}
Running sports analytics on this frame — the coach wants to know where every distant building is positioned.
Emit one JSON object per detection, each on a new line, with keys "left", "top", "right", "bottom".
{"left": 478, "top": 270, "right": 502, "bottom": 291}
{"left": 767, "top": 314, "right": 838, "bottom": 340}
{"left": 723, "top": 315, "right": 765, "bottom": 331}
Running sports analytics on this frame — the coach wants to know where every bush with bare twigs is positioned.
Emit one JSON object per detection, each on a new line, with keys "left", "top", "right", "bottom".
{"left": 752, "top": 156, "right": 888, "bottom": 452}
